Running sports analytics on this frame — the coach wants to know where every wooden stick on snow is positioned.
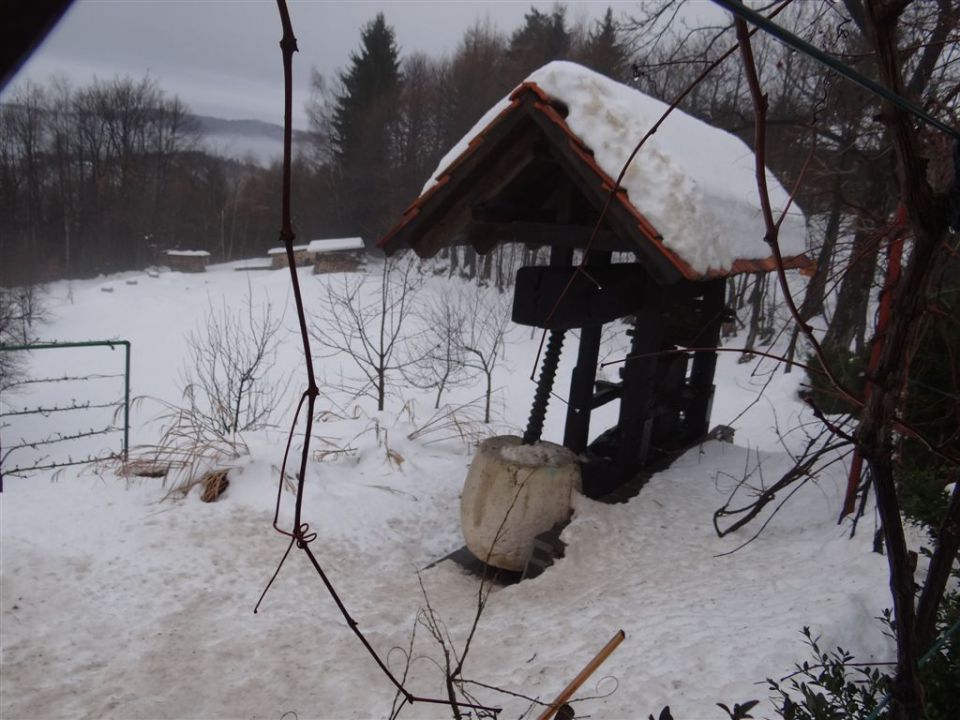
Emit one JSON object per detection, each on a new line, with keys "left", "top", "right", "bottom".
{"left": 537, "top": 629, "right": 626, "bottom": 720}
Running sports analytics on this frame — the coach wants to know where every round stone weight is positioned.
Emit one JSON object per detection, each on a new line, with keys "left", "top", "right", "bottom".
{"left": 460, "top": 435, "right": 579, "bottom": 571}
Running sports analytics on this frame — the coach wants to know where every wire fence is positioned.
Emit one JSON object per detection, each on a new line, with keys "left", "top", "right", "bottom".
{"left": 0, "top": 340, "right": 130, "bottom": 484}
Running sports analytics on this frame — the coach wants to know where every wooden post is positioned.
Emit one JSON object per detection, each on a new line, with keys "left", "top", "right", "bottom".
{"left": 563, "top": 251, "right": 611, "bottom": 452}
{"left": 684, "top": 278, "right": 725, "bottom": 442}
{"left": 616, "top": 285, "right": 665, "bottom": 476}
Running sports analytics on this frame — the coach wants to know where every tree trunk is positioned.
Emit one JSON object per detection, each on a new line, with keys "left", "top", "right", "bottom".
{"left": 855, "top": 3, "right": 953, "bottom": 715}
{"left": 462, "top": 245, "right": 477, "bottom": 279}
{"left": 480, "top": 250, "right": 492, "bottom": 283}
{"left": 484, "top": 371, "right": 492, "bottom": 424}
{"left": 821, "top": 225, "right": 880, "bottom": 358}
{"left": 739, "top": 273, "right": 766, "bottom": 361}
{"left": 448, "top": 245, "right": 459, "bottom": 277}
{"left": 801, "top": 181, "right": 844, "bottom": 322}
{"left": 916, "top": 480, "right": 960, "bottom": 651}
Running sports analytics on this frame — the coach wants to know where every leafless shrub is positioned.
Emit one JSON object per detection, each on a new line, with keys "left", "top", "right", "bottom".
{"left": 400, "top": 281, "right": 512, "bottom": 424}
{"left": 310, "top": 255, "right": 423, "bottom": 412}
{"left": 406, "top": 394, "right": 496, "bottom": 449}
{"left": 403, "top": 289, "right": 476, "bottom": 409}
{"left": 455, "top": 285, "right": 512, "bottom": 424}
{"left": 181, "top": 289, "right": 289, "bottom": 441}
{"left": 712, "top": 423, "right": 856, "bottom": 555}
{"left": 126, "top": 395, "right": 246, "bottom": 498}
{"left": 124, "top": 291, "right": 289, "bottom": 497}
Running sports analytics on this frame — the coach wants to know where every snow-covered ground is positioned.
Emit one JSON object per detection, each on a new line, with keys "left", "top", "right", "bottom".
{"left": 2, "top": 260, "right": 905, "bottom": 719}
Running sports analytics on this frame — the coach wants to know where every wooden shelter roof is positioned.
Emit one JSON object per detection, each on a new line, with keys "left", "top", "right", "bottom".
{"left": 379, "top": 80, "right": 811, "bottom": 285}
{"left": 306, "top": 237, "right": 365, "bottom": 254}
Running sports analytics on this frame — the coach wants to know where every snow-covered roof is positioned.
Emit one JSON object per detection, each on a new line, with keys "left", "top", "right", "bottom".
{"left": 306, "top": 237, "right": 365, "bottom": 254}
{"left": 384, "top": 61, "right": 807, "bottom": 279}
{"left": 165, "top": 250, "right": 211, "bottom": 257}
{"left": 267, "top": 244, "right": 309, "bottom": 255}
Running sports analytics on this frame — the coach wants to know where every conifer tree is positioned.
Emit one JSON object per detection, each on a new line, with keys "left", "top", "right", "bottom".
{"left": 579, "top": 8, "right": 628, "bottom": 81}
{"left": 506, "top": 5, "right": 571, "bottom": 82}
{"left": 329, "top": 13, "right": 403, "bottom": 237}
{"left": 331, "top": 13, "right": 401, "bottom": 164}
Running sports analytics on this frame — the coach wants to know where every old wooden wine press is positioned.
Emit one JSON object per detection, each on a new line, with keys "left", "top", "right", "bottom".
{"left": 380, "top": 63, "right": 809, "bottom": 500}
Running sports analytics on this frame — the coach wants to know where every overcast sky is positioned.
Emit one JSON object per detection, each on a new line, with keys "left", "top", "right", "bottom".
{"left": 4, "top": 0, "right": 668, "bottom": 128}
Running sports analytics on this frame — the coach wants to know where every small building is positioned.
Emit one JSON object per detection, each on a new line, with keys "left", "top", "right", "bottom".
{"left": 164, "top": 250, "right": 210, "bottom": 273}
{"left": 268, "top": 244, "right": 311, "bottom": 269}
{"left": 380, "top": 61, "right": 810, "bottom": 496}
{"left": 308, "top": 237, "right": 365, "bottom": 274}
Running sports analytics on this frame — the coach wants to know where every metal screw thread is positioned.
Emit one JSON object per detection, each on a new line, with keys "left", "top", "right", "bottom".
{"left": 523, "top": 329, "right": 565, "bottom": 445}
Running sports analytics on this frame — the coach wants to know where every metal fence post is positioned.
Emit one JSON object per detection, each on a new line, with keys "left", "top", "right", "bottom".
{"left": 122, "top": 340, "right": 130, "bottom": 460}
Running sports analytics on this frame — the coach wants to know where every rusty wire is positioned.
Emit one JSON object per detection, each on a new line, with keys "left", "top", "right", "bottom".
{"left": 254, "top": 2, "right": 500, "bottom": 716}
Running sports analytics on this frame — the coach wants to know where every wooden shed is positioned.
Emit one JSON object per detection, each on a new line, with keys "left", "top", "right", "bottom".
{"left": 268, "top": 244, "right": 311, "bottom": 268}
{"left": 164, "top": 250, "right": 210, "bottom": 273}
{"left": 380, "top": 62, "right": 809, "bottom": 496}
{"left": 308, "top": 237, "right": 365, "bottom": 274}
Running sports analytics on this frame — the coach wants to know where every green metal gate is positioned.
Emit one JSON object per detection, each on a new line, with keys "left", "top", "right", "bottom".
{"left": 0, "top": 340, "right": 130, "bottom": 482}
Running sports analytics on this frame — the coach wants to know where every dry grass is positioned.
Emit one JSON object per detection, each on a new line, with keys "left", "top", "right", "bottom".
{"left": 126, "top": 396, "right": 245, "bottom": 500}
{"left": 406, "top": 396, "right": 494, "bottom": 449}
{"left": 199, "top": 469, "right": 229, "bottom": 502}
{"left": 118, "top": 458, "right": 170, "bottom": 478}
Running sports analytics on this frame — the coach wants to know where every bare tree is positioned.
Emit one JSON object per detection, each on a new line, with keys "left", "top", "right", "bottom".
{"left": 181, "top": 289, "right": 288, "bottom": 442}
{"left": 403, "top": 288, "right": 476, "bottom": 409}
{"left": 0, "top": 284, "right": 47, "bottom": 392}
{"left": 311, "top": 255, "right": 423, "bottom": 412}
{"left": 729, "top": 3, "right": 960, "bottom": 716}
{"left": 456, "top": 285, "right": 511, "bottom": 424}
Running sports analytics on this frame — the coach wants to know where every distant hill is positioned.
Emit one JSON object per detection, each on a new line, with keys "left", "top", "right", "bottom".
{"left": 192, "top": 114, "right": 310, "bottom": 166}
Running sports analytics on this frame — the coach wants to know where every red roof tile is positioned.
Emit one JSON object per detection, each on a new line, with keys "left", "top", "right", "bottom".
{"left": 379, "top": 83, "right": 812, "bottom": 282}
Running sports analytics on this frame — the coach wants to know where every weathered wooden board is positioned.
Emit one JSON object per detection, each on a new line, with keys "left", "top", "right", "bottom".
{"left": 511, "top": 263, "right": 648, "bottom": 329}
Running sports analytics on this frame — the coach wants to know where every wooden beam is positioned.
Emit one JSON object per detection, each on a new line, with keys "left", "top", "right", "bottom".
{"left": 465, "top": 224, "right": 509, "bottom": 256}
{"left": 464, "top": 221, "right": 629, "bottom": 252}
{"left": 415, "top": 125, "right": 545, "bottom": 257}
{"left": 590, "top": 380, "right": 622, "bottom": 409}
{"left": 512, "top": 263, "right": 648, "bottom": 329}
{"left": 660, "top": 279, "right": 725, "bottom": 348}
{"left": 683, "top": 278, "right": 725, "bottom": 442}
{"left": 525, "top": 102, "right": 683, "bottom": 284}
{"left": 616, "top": 286, "right": 667, "bottom": 472}
{"left": 471, "top": 204, "right": 557, "bottom": 224}
{"left": 564, "top": 251, "right": 612, "bottom": 452}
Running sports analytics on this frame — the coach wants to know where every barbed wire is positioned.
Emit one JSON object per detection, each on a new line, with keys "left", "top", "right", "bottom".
{"left": 1, "top": 398, "right": 123, "bottom": 418}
